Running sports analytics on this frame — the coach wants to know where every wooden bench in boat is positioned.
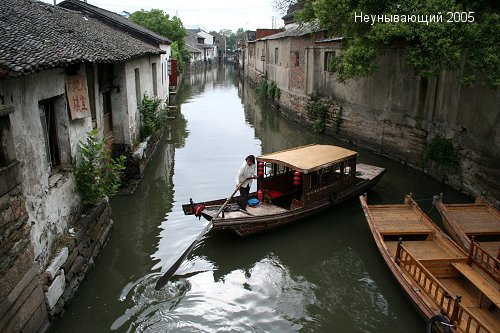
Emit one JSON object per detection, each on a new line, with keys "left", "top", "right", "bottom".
{"left": 448, "top": 206, "right": 500, "bottom": 236}
{"left": 369, "top": 207, "right": 433, "bottom": 235}
{"left": 387, "top": 240, "right": 465, "bottom": 261}
{"left": 452, "top": 262, "right": 500, "bottom": 308}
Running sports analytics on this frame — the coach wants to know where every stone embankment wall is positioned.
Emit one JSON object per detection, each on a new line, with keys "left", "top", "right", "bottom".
{"left": 245, "top": 48, "right": 500, "bottom": 204}
{"left": 41, "top": 200, "right": 112, "bottom": 319}
{"left": 1, "top": 170, "right": 49, "bottom": 333}
{"left": 119, "top": 127, "right": 166, "bottom": 193}
{"left": 1, "top": 104, "right": 49, "bottom": 333}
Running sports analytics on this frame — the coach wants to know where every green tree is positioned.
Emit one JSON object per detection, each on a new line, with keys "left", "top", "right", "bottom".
{"left": 129, "top": 9, "right": 191, "bottom": 72}
{"left": 219, "top": 28, "right": 246, "bottom": 51}
{"left": 277, "top": 0, "right": 499, "bottom": 88}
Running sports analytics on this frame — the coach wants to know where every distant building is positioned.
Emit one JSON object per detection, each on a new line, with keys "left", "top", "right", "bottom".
{"left": 187, "top": 29, "right": 217, "bottom": 63}
{"left": 210, "top": 31, "right": 227, "bottom": 62}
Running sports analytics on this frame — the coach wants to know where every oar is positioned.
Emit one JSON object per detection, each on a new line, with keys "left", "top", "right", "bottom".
{"left": 155, "top": 177, "right": 253, "bottom": 290}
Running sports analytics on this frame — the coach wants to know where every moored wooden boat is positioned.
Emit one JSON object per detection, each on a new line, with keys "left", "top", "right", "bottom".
{"left": 434, "top": 194, "right": 500, "bottom": 256}
{"left": 360, "top": 193, "right": 500, "bottom": 333}
{"left": 183, "top": 144, "right": 385, "bottom": 236}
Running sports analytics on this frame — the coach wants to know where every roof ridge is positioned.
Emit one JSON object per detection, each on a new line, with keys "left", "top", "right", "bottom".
{"left": 58, "top": 0, "right": 171, "bottom": 45}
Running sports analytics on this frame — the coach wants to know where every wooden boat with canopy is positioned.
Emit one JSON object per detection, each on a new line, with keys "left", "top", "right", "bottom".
{"left": 434, "top": 194, "right": 500, "bottom": 259}
{"left": 182, "top": 144, "right": 385, "bottom": 236}
{"left": 360, "top": 193, "right": 500, "bottom": 333}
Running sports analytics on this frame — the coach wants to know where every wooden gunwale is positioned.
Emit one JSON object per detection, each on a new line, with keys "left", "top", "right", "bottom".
{"left": 359, "top": 195, "right": 440, "bottom": 321}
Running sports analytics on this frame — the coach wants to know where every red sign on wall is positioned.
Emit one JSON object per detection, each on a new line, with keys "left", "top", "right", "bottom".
{"left": 65, "top": 75, "right": 91, "bottom": 120}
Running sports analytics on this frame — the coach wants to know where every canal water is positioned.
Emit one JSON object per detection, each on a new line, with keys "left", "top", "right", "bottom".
{"left": 51, "top": 65, "right": 469, "bottom": 332}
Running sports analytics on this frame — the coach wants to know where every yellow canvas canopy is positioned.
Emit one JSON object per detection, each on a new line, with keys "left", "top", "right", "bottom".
{"left": 257, "top": 144, "right": 357, "bottom": 174}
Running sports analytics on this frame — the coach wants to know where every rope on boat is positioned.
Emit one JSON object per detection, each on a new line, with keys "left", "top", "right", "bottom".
{"left": 426, "top": 315, "right": 453, "bottom": 333}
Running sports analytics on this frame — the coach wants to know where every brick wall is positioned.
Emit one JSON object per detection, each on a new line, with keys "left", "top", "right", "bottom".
{"left": 1, "top": 106, "right": 48, "bottom": 333}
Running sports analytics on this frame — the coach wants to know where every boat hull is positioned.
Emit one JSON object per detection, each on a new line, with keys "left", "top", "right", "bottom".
{"left": 183, "top": 164, "right": 385, "bottom": 236}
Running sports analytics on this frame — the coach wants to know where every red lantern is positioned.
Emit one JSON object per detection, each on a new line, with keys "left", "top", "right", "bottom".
{"left": 258, "top": 162, "right": 265, "bottom": 176}
{"left": 293, "top": 171, "right": 301, "bottom": 186}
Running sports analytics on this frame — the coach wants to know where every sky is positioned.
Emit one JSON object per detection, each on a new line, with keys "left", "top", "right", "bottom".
{"left": 42, "top": 0, "right": 283, "bottom": 32}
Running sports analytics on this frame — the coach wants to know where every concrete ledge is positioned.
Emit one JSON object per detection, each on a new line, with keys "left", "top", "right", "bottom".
{"left": 44, "top": 271, "right": 65, "bottom": 311}
{"left": 132, "top": 138, "right": 150, "bottom": 161}
{"left": 44, "top": 247, "right": 68, "bottom": 281}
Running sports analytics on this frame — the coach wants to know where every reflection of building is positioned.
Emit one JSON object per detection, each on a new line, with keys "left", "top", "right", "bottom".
{"left": 0, "top": 0, "right": 173, "bottom": 327}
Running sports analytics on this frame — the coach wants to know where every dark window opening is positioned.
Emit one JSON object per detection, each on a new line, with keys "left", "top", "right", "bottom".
{"left": 294, "top": 51, "right": 300, "bottom": 67}
{"left": 85, "top": 64, "right": 97, "bottom": 129}
{"left": 161, "top": 63, "right": 164, "bottom": 85}
{"left": 39, "top": 99, "right": 60, "bottom": 168}
{"left": 152, "top": 63, "right": 158, "bottom": 96}
{"left": 324, "top": 51, "right": 336, "bottom": 72}
{"left": 275, "top": 48, "right": 279, "bottom": 64}
{"left": 103, "top": 91, "right": 113, "bottom": 139}
{"left": 134, "top": 68, "right": 141, "bottom": 105}
{"left": 0, "top": 117, "right": 12, "bottom": 167}
{"left": 0, "top": 132, "right": 6, "bottom": 167}
{"left": 310, "top": 171, "right": 320, "bottom": 188}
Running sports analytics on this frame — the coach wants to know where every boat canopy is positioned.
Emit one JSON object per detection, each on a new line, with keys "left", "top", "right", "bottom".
{"left": 257, "top": 144, "right": 357, "bottom": 174}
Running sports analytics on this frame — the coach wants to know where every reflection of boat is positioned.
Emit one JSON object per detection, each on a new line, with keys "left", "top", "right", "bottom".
{"left": 183, "top": 144, "right": 385, "bottom": 236}
{"left": 360, "top": 194, "right": 500, "bottom": 333}
{"left": 434, "top": 194, "right": 500, "bottom": 256}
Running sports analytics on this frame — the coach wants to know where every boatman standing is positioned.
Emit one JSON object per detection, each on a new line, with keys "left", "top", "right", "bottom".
{"left": 235, "top": 155, "right": 257, "bottom": 210}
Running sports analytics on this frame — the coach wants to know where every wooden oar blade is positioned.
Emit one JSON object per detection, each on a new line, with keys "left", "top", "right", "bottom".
{"left": 154, "top": 222, "right": 211, "bottom": 290}
{"left": 155, "top": 177, "right": 252, "bottom": 291}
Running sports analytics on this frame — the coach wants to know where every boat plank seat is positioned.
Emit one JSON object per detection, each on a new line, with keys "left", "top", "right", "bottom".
{"left": 447, "top": 206, "right": 500, "bottom": 235}
{"left": 370, "top": 207, "right": 433, "bottom": 235}
{"left": 386, "top": 240, "right": 464, "bottom": 261}
{"left": 451, "top": 262, "right": 500, "bottom": 308}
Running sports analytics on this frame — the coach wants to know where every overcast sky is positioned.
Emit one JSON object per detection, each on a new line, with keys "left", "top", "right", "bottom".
{"left": 42, "top": 0, "right": 282, "bottom": 32}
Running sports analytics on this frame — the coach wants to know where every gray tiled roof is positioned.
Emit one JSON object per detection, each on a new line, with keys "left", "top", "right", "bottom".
{"left": 0, "top": 0, "right": 163, "bottom": 78}
{"left": 257, "top": 23, "right": 323, "bottom": 41}
{"left": 58, "top": 0, "right": 171, "bottom": 46}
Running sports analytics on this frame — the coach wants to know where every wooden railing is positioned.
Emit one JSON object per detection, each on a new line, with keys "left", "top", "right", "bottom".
{"left": 396, "top": 243, "right": 456, "bottom": 315}
{"left": 455, "top": 305, "right": 494, "bottom": 333}
{"left": 395, "top": 241, "right": 493, "bottom": 333}
{"left": 468, "top": 239, "right": 500, "bottom": 284}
